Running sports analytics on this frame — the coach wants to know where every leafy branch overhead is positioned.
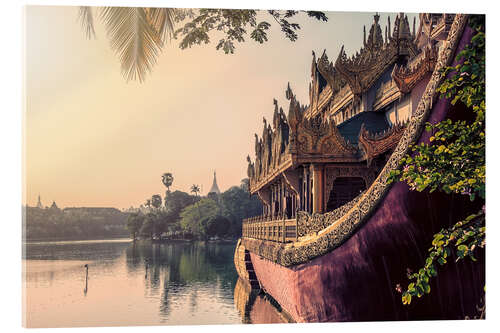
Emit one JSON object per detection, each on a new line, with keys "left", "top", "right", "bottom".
{"left": 175, "top": 9, "right": 327, "bottom": 54}
{"left": 78, "top": 7, "right": 327, "bottom": 81}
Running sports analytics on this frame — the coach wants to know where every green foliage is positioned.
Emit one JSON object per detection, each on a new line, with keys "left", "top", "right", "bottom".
{"left": 180, "top": 198, "right": 219, "bottom": 237}
{"left": 401, "top": 211, "right": 485, "bottom": 305}
{"left": 161, "top": 172, "right": 174, "bottom": 195}
{"left": 389, "top": 16, "right": 486, "bottom": 305}
{"left": 164, "top": 190, "right": 199, "bottom": 218}
{"left": 190, "top": 184, "right": 201, "bottom": 196}
{"left": 151, "top": 194, "right": 162, "bottom": 209}
{"left": 133, "top": 177, "right": 262, "bottom": 241}
{"left": 388, "top": 16, "right": 485, "bottom": 202}
{"left": 24, "top": 206, "right": 130, "bottom": 241}
{"left": 174, "top": 9, "right": 327, "bottom": 54}
{"left": 202, "top": 215, "right": 233, "bottom": 238}
{"left": 139, "top": 212, "right": 156, "bottom": 240}
{"left": 220, "top": 184, "right": 262, "bottom": 233}
{"left": 126, "top": 212, "right": 145, "bottom": 240}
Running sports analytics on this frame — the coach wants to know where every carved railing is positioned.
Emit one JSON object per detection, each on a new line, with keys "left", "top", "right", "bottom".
{"left": 242, "top": 216, "right": 297, "bottom": 243}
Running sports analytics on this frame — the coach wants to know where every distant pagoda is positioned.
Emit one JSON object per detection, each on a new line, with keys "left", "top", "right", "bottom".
{"left": 36, "top": 194, "right": 43, "bottom": 209}
{"left": 50, "top": 201, "right": 59, "bottom": 210}
{"left": 208, "top": 171, "right": 221, "bottom": 195}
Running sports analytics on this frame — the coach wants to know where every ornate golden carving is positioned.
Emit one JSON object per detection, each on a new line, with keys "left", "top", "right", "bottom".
{"left": 248, "top": 83, "right": 360, "bottom": 193}
{"left": 358, "top": 122, "right": 407, "bottom": 167}
{"left": 335, "top": 13, "right": 419, "bottom": 99}
{"left": 242, "top": 14, "right": 469, "bottom": 267}
{"left": 392, "top": 44, "right": 438, "bottom": 93}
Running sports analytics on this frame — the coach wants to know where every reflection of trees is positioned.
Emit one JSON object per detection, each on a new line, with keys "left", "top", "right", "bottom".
{"left": 124, "top": 241, "right": 239, "bottom": 319}
{"left": 159, "top": 273, "right": 171, "bottom": 318}
{"left": 24, "top": 206, "right": 129, "bottom": 241}
{"left": 24, "top": 241, "right": 129, "bottom": 290}
{"left": 26, "top": 241, "right": 129, "bottom": 261}
{"left": 125, "top": 243, "right": 141, "bottom": 273}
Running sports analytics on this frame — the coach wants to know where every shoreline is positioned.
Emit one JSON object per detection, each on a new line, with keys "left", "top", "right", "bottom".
{"left": 23, "top": 237, "right": 238, "bottom": 245}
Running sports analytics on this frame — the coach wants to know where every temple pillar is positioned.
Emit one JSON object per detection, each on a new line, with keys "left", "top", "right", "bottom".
{"left": 302, "top": 167, "right": 307, "bottom": 212}
{"left": 312, "top": 164, "right": 325, "bottom": 213}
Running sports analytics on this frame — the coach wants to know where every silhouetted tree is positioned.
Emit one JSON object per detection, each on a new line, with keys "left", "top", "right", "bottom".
{"left": 161, "top": 172, "right": 174, "bottom": 195}
{"left": 126, "top": 212, "right": 145, "bottom": 241}
{"left": 151, "top": 194, "right": 162, "bottom": 209}
{"left": 190, "top": 184, "right": 200, "bottom": 197}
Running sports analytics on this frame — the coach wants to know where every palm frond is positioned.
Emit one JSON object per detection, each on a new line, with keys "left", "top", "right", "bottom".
{"left": 78, "top": 6, "right": 96, "bottom": 39}
{"left": 100, "top": 7, "right": 164, "bottom": 82}
{"left": 146, "top": 8, "right": 176, "bottom": 44}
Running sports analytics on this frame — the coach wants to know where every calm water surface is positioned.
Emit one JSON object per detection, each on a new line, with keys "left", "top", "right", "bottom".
{"left": 23, "top": 239, "right": 264, "bottom": 327}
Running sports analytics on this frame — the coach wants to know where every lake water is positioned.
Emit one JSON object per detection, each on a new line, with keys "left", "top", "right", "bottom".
{"left": 22, "top": 239, "right": 290, "bottom": 328}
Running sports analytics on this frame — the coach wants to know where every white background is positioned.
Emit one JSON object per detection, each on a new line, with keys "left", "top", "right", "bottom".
{"left": 1, "top": 0, "right": 497, "bottom": 333}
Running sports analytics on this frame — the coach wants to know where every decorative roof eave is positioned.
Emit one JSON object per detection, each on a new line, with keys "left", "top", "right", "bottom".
{"left": 317, "top": 50, "right": 346, "bottom": 94}
{"left": 392, "top": 44, "right": 438, "bottom": 93}
{"left": 292, "top": 116, "right": 359, "bottom": 157}
{"left": 249, "top": 155, "right": 293, "bottom": 194}
{"left": 335, "top": 44, "right": 399, "bottom": 99}
{"left": 241, "top": 14, "right": 469, "bottom": 267}
{"left": 372, "top": 81, "right": 401, "bottom": 111}
{"left": 250, "top": 117, "right": 362, "bottom": 194}
{"left": 331, "top": 87, "right": 353, "bottom": 114}
{"left": 249, "top": 150, "right": 368, "bottom": 194}
{"left": 358, "top": 122, "right": 407, "bottom": 167}
{"left": 306, "top": 50, "right": 347, "bottom": 119}
{"left": 430, "top": 14, "right": 456, "bottom": 41}
{"left": 334, "top": 13, "right": 419, "bottom": 99}
{"left": 305, "top": 85, "right": 333, "bottom": 119}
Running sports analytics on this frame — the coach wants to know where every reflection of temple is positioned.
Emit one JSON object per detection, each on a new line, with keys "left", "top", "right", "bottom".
{"left": 234, "top": 278, "right": 294, "bottom": 324}
{"left": 245, "top": 13, "right": 441, "bottom": 221}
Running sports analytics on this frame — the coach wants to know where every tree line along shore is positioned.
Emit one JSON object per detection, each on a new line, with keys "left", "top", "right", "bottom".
{"left": 23, "top": 177, "right": 262, "bottom": 242}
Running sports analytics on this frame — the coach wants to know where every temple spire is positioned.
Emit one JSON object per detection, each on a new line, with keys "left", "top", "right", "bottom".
{"left": 208, "top": 170, "right": 221, "bottom": 194}
{"left": 413, "top": 16, "right": 416, "bottom": 38}
{"left": 388, "top": 16, "right": 391, "bottom": 38}
{"left": 36, "top": 194, "right": 43, "bottom": 209}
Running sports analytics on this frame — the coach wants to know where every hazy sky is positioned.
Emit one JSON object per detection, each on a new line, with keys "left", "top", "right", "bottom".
{"left": 24, "top": 6, "right": 418, "bottom": 209}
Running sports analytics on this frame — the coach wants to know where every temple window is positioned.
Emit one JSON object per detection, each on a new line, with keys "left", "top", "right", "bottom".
{"left": 326, "top": 177, "right": 366, "bottom": 211}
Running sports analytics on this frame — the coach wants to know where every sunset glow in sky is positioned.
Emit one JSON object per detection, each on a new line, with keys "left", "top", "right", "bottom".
{"left": 24, "top": 6, "right": 418, "bottom": 209}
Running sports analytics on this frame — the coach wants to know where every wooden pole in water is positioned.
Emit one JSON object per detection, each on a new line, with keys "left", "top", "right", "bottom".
{"left": 84, "top": 264, "right": 88, "bottom": 295}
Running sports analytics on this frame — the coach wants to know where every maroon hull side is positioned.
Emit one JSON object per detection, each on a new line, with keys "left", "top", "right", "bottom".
{"left": 248, "top": 25, "right": 484, "bottom": 322}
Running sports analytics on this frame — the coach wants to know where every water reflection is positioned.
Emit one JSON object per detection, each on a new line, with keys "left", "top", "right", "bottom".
{"left": 234, "top": 278, "right": 294, "bottom": 324}
{"left": 124, "top": 241, "right": 238, "bottom": 320}
{"left": 23, "top": 239, "right": 293, "bottom": 327}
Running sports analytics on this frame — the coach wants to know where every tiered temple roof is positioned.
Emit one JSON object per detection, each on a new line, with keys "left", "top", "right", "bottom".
{"left": 335, "top": 13, "right": 418, "bottom": 101}
{"left": 247, "top": 13, "right": 436, "bottom": 194}
{"left": 245, "top": 12, "right": 456, "bottom": 226}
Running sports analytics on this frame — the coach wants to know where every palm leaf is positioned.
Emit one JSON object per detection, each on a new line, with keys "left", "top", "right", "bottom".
{"left": 100, "top": 7, "right": 165, "bottom": 82}
{"left": 146, "top": 8, "right": 176, "bottom": 44}
{"left": 78, "top": 6, "right": 96, "bottom": 39}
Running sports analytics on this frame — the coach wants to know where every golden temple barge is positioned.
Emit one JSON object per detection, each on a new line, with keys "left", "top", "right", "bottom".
{"left": 235, "top": 13, "right": 485, "bottom": 322}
